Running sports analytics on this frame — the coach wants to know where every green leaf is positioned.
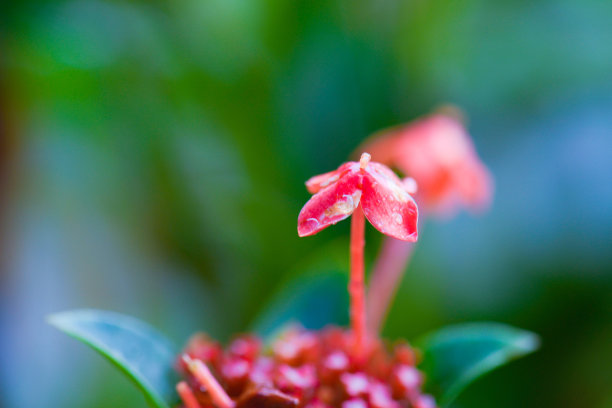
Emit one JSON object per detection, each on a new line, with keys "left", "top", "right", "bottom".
{"left": 251, "top": 270, "right": 348, "bottom": 338}
{"left": 418, "top": 322, "right": 539, "bottom": 407}
{"left": 48, "top": 309, "right": 179, "bottom": 408}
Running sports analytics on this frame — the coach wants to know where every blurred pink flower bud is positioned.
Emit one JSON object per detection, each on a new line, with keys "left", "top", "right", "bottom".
{"left": 359, "top": 110, "right": 493, "bottom": 216}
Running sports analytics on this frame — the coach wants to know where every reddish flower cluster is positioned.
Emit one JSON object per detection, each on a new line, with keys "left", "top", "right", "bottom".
{"left": 177, "top": 326, "right": 435, "bottom": 408}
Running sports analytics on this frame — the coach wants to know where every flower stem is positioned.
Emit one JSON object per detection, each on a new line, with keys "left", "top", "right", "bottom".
{"left": 183, "top": 355, "right": 235, "bottom": 408}
{"left": 177, "top": 381, "right": 202, "bottom": 408}
{"left": 350, "top": 204, "right": 367, "bottom": 358}
{"left": 366, "top": 237, "right": 413, "bottom": 334}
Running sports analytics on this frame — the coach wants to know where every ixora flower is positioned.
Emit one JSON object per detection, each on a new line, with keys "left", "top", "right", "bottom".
{"left": 357, "top": 109, "right": 494, "bottom": 333}
{"left": 297, "top": 153, "right": 418, "bottom": 242}
{"left": 48, "top": 151, "right": 537, "bottom": 408}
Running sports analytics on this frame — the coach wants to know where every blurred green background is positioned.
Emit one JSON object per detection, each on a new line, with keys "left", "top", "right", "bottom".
{"left": 1, "top": 0, "right": 611, "bottom": 407}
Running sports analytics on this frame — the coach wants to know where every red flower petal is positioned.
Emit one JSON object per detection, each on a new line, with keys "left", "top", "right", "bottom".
{"left": 305, "top": 163, "right": 353, "bottom": 194}
{"left": 361, "top": 163, "right": 418, "bottom": 241}
{"left": 454, "top": 160, "right": 493, "bottom": 211}
{"left": 298, "top": 170, "right": 362, "bottom": 237}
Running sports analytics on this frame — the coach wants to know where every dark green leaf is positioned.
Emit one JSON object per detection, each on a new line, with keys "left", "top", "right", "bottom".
{"left": 251, "top": 270, "right": 348, "bottom": 338}
{"left": 48, "top": 309, "right": 179, "bottom": 408}
{"left": 418, "top": 322, "right": 539, "bottom": 406}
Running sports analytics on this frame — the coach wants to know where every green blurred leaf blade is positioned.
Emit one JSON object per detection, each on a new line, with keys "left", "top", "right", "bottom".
{"left": 418, "top": 322, "right": 539, "bottom": 407}
{"left": 48, "top": 309, "right": 179, "bottom": 408}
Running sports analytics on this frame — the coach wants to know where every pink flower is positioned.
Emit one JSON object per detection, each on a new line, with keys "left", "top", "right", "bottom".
{"left": 359, "top": 110, "right": 492, "bottom": 215}
{"left": 298, "top": 153, "right": 418, "bottom": 242}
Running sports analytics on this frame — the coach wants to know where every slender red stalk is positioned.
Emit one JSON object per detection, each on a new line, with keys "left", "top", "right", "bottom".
{"left": 177, "top": 381, "right": 202, "bottom": 408}
{"left": 183, "top": 355, "right": 235, "bottom": 408}
{"left": 350, "top": 203, "right": 367, "bottom": 358}
{"left": 367, "top": 237, "right": 414, "bottom": 334}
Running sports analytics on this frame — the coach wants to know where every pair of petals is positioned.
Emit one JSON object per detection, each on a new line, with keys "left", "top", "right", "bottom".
{"left": 298, "top": 161, "right": 418, "bottom": 242}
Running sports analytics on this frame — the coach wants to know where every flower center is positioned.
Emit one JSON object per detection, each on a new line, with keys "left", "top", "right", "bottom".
{"left": 359, "top": 152, "right": 371, "bottom": 169}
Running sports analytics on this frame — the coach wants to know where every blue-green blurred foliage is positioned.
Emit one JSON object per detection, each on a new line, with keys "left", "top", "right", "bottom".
{"left": 1, "top": 0, "right": 611, "bottom": 407}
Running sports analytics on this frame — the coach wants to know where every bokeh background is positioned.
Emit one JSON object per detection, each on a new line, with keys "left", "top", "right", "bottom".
{"left": 1, "top": 0, "right": 611, "bottom": 407}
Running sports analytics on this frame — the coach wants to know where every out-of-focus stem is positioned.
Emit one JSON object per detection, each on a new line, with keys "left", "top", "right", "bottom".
{"left": 350, "top": 204, "right": 367, "bottom": 358}
{"left": 177, "top": 381, "right": 202, "bottom": 408}
{"left": 183, "top": 355, "right": 235, "bottom": 408}
{"left": 366, "top": 236, "right": 414, "bottom": 334}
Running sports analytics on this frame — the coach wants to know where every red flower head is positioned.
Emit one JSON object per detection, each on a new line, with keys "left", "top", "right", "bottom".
{"left": 358, "top": 109, "right": 493, "bottom": 216}
{"left": 298, "top": 153, "right": 418, "bottom": 242}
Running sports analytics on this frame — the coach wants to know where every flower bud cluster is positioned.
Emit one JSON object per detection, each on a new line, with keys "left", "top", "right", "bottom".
{"left": 177, "top": 326, "right": 435, "bottom": 408}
